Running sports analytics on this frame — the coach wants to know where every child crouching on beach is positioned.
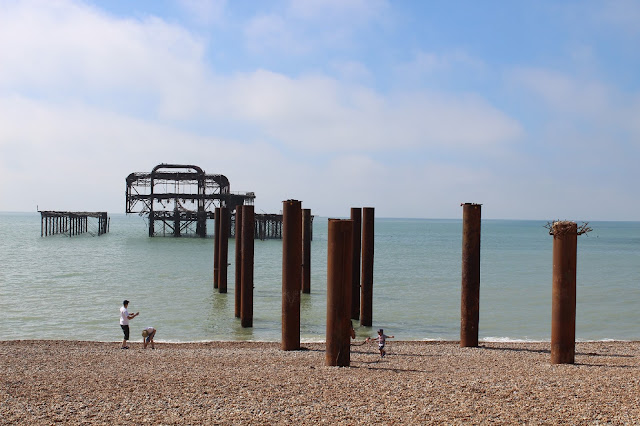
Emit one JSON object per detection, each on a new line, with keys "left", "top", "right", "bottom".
{"left": 142, "top": 327, "right": 156, "bottom": 349}
{"left": 367, "top": 328, "right": 394, "bottom": 358}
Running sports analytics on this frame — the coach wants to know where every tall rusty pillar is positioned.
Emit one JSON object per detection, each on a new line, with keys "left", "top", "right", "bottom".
{"left": 148, "top": 210, "right": 155, "bottom": 237}
{"left": 282, "top": 199, "right": 302, "bottom": 350}
{"left": 241, "top": 205, "right": 254, "bottom": 328}
{"left": 218, "top": 207, "right": 229, "bottom": 293}
{"left": 551, "top": 221, "right": 577, "bottom": 364}
{"left": 173, "top": 206, "right": 181, "bottom": 237}
{"left": 234, "top": 208, "right": 243, "bottom": 318}
{"left": 460, "top": 203, "right": 481, "bottom": 348}
{"left": 326, "top": 219, "right": 354, "bottom": 367}
{"left": 213, "top": 207, "right": 220, "bottom": 289}
{"left": 360, "top": 207, "right": 375, "bottom": 327}
{"left": 350, "top": 208, "right": 362, "bottom": 320}
{"left": 302, "top": 208, "right": 312, "bottom": 294}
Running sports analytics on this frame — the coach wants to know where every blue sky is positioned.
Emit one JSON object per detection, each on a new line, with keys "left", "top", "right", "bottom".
{"left": 1, "top": 0, "right": 639, "bottom": 220}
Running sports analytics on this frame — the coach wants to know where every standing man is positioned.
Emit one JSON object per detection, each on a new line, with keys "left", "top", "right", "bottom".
{"left": 120, "top": 300, "right": 139, "bottom": 349}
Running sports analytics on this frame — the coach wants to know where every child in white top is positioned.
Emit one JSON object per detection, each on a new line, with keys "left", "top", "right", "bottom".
{"left": 367, "top": 328, "right": 394, "bottom": 358}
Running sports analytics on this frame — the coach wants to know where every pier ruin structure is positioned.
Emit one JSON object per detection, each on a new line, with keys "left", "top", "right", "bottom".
{"left": 230, "top": 213, "right": 313, "bottom": 241}
{"left": 126, "top": 164, "right": 255, "bottom": 237}
{"left": 40, "top": 211, "right": 109, "bottom": 237}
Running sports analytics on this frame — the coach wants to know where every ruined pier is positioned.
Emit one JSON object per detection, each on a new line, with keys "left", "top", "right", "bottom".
{"left": 39, "top": 211, "right": 109, "bottom": 237}
{"left": 126, "top": 164, "right": 255, "bottom": 237}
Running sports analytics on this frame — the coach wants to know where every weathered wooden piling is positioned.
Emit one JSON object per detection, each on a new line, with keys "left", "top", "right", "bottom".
{"left": 360, "top": 207, "right": 375, "bottom": 327}
{"left": 350, "top": 207, "right": 362, "bottom": 320}
{"left": 326, "top": 219, "right": 354, "bottom": 367}
{"left": 460, "top": 203, "right": 481, "bottom": 348}
{"left": 218, "top": 206, "right": 229, "bottom": 293}
{"left": 240, "top": 205, "right": 254, "bottom": 328}
{"left": 282, "top": 199, "right": 302, "bottom": 350}
{"left": 234, "top": 208, "right": 243, "bottom": 318}
{"left": 214, "top": 207, "right": 220, "bottom": 289}
{"left": 302, "top": 208, "right": 312, "bottom": 294}
{"left": 551, "top": 221, "right": 577, "bottom": 364}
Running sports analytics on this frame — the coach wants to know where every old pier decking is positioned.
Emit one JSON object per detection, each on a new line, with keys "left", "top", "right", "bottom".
{"left": 228, "top": 213, "right": 313, "bottom": 241}
{"left": 39, "top": 211, "right": 109, "bottom": 237}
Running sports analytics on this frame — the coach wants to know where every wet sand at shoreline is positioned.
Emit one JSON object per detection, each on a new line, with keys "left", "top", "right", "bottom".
{"left": 1, "top": 340, "right": 639, "bottom": 424}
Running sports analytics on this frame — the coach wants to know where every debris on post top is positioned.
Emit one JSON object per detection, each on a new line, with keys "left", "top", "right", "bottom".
{"left": 547, "top": 219, "right": 591, "bottom": 365}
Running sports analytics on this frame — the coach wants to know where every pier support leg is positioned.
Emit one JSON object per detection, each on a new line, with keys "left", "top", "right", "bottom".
{"left": 460, "top": 203, "right": 481, "bottom": 348}
{"left": 326, "top": 219, "right": 354, "bottom": 367}
{"left": 219, "top": 207, "right": 229, "bottom": 293}
{"left": 214, "top": 207, "right": 220, "bottom": 289}
{"left": 551, "top": 221, "right": 577, "bottom": 364}
{"left": 241, "top": 205, "right": 254, "bottom": 328}
{"left": 350, "top": 208, "right": 362, "bottom": 320}
{"left": 360, "top": 207, "right": 374, "bottom": 327}
{"left": 282, "top": 199, "right": 302, "bottom": 350}
{"left": 173, "top": 206, "right": 180, "bottom": 237}
{"left": 235, "top": 208, "right": 243, "bottom": 318}
{"left": 302, "top": 208, "right": 312, "bottom": 294}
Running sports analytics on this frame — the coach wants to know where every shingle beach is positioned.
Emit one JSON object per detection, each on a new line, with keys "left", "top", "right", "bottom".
{"left": 1, "top": 340, "right": 638, "bottom": 424}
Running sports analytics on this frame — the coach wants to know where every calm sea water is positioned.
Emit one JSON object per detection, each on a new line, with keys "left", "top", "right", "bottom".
{"left": 1, "top": 212, "right": 638, "bottom": 342}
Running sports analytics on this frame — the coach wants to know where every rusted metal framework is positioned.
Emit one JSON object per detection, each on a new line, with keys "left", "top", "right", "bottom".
{"left": 229, "top": 213, "right": 314, "bottom": 241}
{"left": 39, "top": 211, "right": 109, "bottom": 237}
{"left": 125, "top": 164, "right": 255, "bottom": 237}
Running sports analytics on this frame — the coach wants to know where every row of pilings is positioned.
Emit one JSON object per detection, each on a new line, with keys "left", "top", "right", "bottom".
{"left": 214, "top": 201, "right": 583, "bottom": 367}
{"left": 459, "top": 203, "right": 582, "bottom": 365}
{"left": 212, "top": 201, "right": 375, "bottom": 364}
{"left": 40, "top": 211, "right": 109, "bottom": 237}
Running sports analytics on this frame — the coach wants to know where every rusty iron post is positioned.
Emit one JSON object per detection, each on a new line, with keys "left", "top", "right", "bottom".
{"left": 360, "top": 207, "right": 375, "bottom": 327}
{"left": 213, "top": 206, "right": 220, "bottom": 289}
{"left": 326, "top": 219, "right": 354, "bottom": 367}
{"left": 302, "top": 208, "right": 312, "bottom": 294}
{"left": 460, "top": 203, "right": 481, "bottom": 348}
{"left": 234, "top": 208, "right": 243, "bottom": 318}
{"left": 350, "top": 207, "right": 362, "bottom": 320}
{"left": 551, "top": 221, "right": 577, "bottom": 364}
{"left": 282, "top": 199, "right": 302, "bottom": 350}
{"left": 240, "top": 205, "right": 254, "bottom": 328}
{"left": 218, "top": 206, "right": 229, "bottom": 293}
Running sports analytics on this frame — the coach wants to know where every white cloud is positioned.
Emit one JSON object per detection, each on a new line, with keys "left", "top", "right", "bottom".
{"left": 508, "top": 66, "right": 640, "bottom": 149}
{"left": 178, "top": 0, "right": 227, "bottom": 26}
{"left": 330, "top": 60, "right": 373, "bottom": 83}
{"left": 288, "top": 0, "right": 388, "bottom": 24}
{"left": 593, "top": 0, "right": 640, "bottom": 35}
{"left": 243, "top": 0, "right": 389, "bottom": 56}
{"left": 0, "top": 0, "right": 208, "bottom": 119}
{"left": 2, "top": 1, "right": 521, "bottom": 154}
{"left": 220, "top": 70, "right": 521, "bottom": 152}
{"left": 243, "top": 14, "right": 305, "bottom": 54}
{"left": 0, "top": 0, "right": 523, "bottom": 214}
{"left": 397, "top": 50, "right": 486, "bottom": 78}
{"left": 509, "top": 68, "right": 613, "bottom": 118}
{"left": 0, "top": 95, "right": 292, "bottom": 212}
{"left": 2, "top": 1, "right": 637, "bottom": 219}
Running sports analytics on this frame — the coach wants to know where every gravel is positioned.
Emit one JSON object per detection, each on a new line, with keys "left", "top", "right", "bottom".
{"left": 1, "top": 340, "right": 639, "bottom": 424}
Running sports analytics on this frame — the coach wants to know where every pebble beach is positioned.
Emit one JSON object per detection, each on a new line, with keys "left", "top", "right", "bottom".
{"left": 1, "top": 340, "right": 639, "bottom": 424}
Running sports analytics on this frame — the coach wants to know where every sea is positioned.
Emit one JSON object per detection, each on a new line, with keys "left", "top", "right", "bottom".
{"left": 1, "top": 212, "right": 638, "bottom": 343}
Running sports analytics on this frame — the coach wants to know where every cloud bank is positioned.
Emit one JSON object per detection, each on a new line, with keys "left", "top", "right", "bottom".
{"left": 1, "top": 0, "right": 638, "bottom": 220}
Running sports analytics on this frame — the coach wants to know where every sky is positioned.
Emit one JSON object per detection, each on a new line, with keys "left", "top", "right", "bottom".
{"left": 1, "top": 0, "right": 639, "bottom": 220}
